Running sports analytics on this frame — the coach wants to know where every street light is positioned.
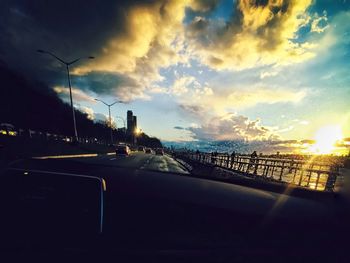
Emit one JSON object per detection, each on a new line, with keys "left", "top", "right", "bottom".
{"left": 95, "top": 99, "right": 123, "bottom": 144}
{"left": 37, "top": 49, "right": 94, "bottom": 142}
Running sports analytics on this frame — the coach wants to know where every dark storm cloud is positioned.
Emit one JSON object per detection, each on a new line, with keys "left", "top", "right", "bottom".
{"left": 174, "top": 126, "right": 185, "bottom": 130}
{"left": 74, "top": 72, "right": 140, "bottom": 96}
{"left": 0, "top": 0, "right": 120, "bottom": 67}
{"left": 0, "top": 0, "right": 162, "bottom": 94}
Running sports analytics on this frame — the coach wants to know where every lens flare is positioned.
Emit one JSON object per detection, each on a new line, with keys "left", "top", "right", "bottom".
{"left": 308, "top": 125, "right": 343, "bottom": 154}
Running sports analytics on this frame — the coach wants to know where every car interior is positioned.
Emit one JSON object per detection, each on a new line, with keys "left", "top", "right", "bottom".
{"left": 1, "top": 158, "right": 349, "bottom": 262}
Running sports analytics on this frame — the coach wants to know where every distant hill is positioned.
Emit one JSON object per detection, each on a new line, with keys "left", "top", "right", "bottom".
{"left": 0, "top": 61, "right": 105, "bottom": 138}
{"left": 0, "top": 62, "right": 162, "bottom": 147}
{"left": 137, "top": 133, "right": 163, "bottom": 149}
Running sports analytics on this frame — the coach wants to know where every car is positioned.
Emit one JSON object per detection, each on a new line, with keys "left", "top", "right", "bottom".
{"left": 0, "top": 123, "right": 17, "bottom": 136}
{"left": 145, "top": 148, "right": 152, "bottom": 154}
{"left": 116, "top": 145, "right": 130, "bottom": 156}
{"left": 138, "top": 146, "right": 145, "bottom": 152}
{"left": 155, "top": 148, "right": 164, "bottom": 155}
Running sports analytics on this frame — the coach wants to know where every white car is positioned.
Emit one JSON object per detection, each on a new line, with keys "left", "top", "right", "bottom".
{"left": 116, "top": 145, "right": 131, "bottom": 156}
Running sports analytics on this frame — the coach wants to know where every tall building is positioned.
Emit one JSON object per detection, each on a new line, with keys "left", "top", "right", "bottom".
{"left": 127, "top": 110, "right": 133, "bottom": 133}
{"left": 133, "top": 116, "right": 137, "bottom": 131}
{"left": 127, "top": 110, "right": 138, "bottom": 134}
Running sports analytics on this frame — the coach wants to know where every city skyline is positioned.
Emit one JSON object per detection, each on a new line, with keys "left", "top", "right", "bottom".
{"left": 1, "top": 0, "right": 349, "bottom": 154}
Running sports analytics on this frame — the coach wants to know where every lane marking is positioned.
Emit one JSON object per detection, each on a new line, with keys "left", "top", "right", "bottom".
{"left": 110, "top": 158, "right": 116, "bottom": 161}
{"left": 33, "top": 153, "right": 98, "bottom": 159}
{"left": 33, "top": 152, "right": 117, "bottom": 160}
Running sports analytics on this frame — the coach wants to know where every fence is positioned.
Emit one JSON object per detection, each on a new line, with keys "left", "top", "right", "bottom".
{"left": 176, "top": 152, "right": 339, "bottom": 192}
{"left": 0, "top": 127, "right": 121, "bottom": 146}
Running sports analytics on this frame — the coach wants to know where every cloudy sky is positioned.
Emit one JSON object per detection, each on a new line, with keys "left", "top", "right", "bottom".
{"left": 1, "top": 0, "right": 349, "bottom": 153}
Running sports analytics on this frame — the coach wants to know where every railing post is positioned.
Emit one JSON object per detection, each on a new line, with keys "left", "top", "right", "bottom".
{"left": 306, "top": 164, "right": 313, "bottom": 187}
{"left": 279, "top": 161, "right": 285, "bottom": 181}
{"left": 246, "top": 158, "right": 250, "bottom": 173}
{"left": 292, "top": 162, "right": 298, "bottom": 184}
{"left": 298, "top": 170, "right": 304, "bottom": 186}
{"left": 253, "top": 159, "right": 258, "bottom": 175}
{"left": 325, "top": 165, "right": 338, "bottom": 192}
{"left": 315, "top": 172, "right": 321, "bottom": 190}
{"left": 270, "top": 160, "right": 276, "bottom": 179}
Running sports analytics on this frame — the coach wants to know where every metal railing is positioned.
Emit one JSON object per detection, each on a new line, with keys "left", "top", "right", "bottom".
{"left": 176, "top": 152, "right": 340, "bottom": 192}
{"left": 0, "top": 127, "right": 126, "bottom": 146}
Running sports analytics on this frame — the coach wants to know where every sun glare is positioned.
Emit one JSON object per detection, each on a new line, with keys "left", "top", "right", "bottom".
{"left": 308, "top": 125, "right": 343, "bottom": 154}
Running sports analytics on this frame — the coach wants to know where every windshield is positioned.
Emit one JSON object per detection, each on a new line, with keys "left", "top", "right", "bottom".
{"left": 0, "top": 0, "right": 349, "bottom": 261}
{"left": 0, "top": 1, "right": 349, "bottom": 158}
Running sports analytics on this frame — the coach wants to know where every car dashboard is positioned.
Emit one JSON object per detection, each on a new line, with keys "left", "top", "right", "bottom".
{"left": 0, "top": 158, "right": 349, "bottom": 262}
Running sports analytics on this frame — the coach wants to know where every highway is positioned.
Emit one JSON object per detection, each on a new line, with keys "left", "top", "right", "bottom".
{"left": 68, "top": 152, "right": 189, "bottom": 174}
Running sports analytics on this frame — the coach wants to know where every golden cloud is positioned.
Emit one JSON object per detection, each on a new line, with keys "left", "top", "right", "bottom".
{"left": 227, "top": 87, "right": 306, "bottom": 107}
{"left": 188, "top": 113, "right": 278, "bottom": 141}
{"left": 53, "top": 86, "right": 96, "bottom": 103}
{"left": 72, "top": 0, "right": 193, "bottom": 101}
{"left": 182, "top": 85, "right": 308, "bottom": 115}
{"left": 78, "top": 106, "right": 95, "bottom": 120}
{"left": 74, "top": 1, "right": 189, "bottom": 76}
{"left": 187, "top": 0, "right": 315, "bottom": 70}
{"left": 189, "top": 0, "right": 220, "bottom": 12}
{"left": 70, "top": 0, "right": 317, "bottom": 104}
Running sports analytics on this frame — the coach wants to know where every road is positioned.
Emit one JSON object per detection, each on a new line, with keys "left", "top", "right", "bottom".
{"left": 68, "top": 151, "right": 189, "bottom": 174}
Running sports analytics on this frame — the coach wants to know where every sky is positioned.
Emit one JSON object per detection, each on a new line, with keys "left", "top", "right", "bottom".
{"left": 0, "top": 0, "right": 350, "bottom": 154}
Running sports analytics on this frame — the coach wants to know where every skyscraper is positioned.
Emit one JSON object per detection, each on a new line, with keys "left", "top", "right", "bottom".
{"left": 127, "top": 110, "right": 133, "bottom": 133}
{"left": 133, "top": 115, "right": 137, "bottom": 132}
{"left": 127, "top": 110, "right": 138, "bottom": 134}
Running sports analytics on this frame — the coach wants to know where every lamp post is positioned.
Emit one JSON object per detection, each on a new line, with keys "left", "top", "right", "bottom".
{"left": 37, "top": 49, "right": 94, "bottom": 142}
{"left": 115, "top": 116, "right": 126, "bottom": 143}
{"left": 95, "top": 99, "right": 123, "bottom": 144}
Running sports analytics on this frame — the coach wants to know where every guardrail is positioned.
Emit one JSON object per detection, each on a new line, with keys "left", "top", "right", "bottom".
{"left": 175, "top": 152, "right": 340, "bottom": 192}
{"left": 0, "top": 127, "right": 117, "bottom": 146}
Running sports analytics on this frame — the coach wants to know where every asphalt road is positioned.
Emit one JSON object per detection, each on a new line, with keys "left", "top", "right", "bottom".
{"left": 69, "top": 151, "right": 189, "bottom": 174}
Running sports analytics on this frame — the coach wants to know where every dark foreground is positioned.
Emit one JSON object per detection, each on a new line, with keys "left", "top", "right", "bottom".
{"left": 0, "top": 153, "right": 349, "bottom": 262}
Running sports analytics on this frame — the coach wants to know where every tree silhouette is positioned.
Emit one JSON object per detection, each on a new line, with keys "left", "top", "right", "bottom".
{"left": 0, "top": 62, "right": 162, "bottom": 147}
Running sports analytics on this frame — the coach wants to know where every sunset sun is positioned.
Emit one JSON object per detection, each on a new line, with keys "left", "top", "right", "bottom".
{"left": 308, "top": 125, "right": 343, "bottom": 154}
